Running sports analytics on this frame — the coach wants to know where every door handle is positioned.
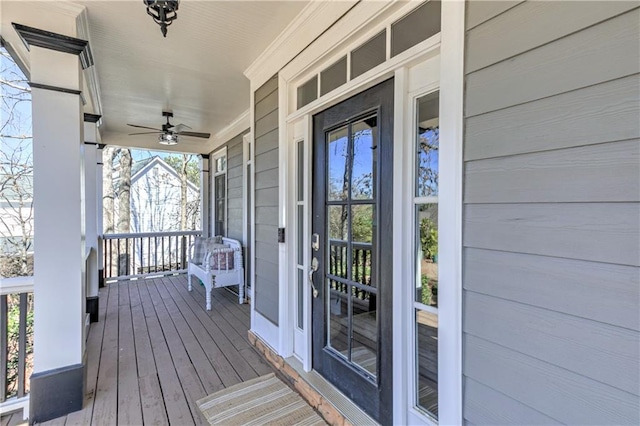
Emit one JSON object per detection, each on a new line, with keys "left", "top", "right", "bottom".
{"left": 308, "top": 269, "right": 319, "bottom": 298}
{"left": 309, "top": 257, "right": 319, "bottom": 298}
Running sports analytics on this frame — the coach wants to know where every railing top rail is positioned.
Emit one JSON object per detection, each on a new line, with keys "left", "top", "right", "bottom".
{"left": 101, "top": 230, "right": 202, "bottom": 239}
{"left": 0, "top": 276, "right": 34, "bottom": 296}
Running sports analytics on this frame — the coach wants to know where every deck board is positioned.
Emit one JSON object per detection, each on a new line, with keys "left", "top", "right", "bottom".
{"left": 24, "top": 275, "right": 273, "bottom": 426}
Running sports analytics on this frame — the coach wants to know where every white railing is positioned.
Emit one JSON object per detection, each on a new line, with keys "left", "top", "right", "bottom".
{"left": 101, "top": 230, "right": 201, "bottom": 281}
{"left": 0, "top": 276, "right": 34, "bottom": 420}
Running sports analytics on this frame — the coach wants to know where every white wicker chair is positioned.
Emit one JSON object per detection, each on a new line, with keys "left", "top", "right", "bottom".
{"left": 187, "top": 237, "right": 245, "bottom": 310}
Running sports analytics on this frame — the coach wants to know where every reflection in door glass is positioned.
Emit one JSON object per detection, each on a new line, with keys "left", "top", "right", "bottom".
{"left": 416, "top": 91, "right": 439, "bottom": 197}
{"left": 352, "top": 116, "right": 377, "bottom": 200}
{"left": 328, "top": 126, "right": 349, "bottom": 201}
{"left": 327, "top": 279, "right": 349, "bottom": 356}
{"left": 351, "top": 288, "right": 377, "bottom": 377}
{"left": 414, "top": 91, "right": 440, "bottom": 419}
{"left": 416, "top": 310, "right": 438, "bottom": 415}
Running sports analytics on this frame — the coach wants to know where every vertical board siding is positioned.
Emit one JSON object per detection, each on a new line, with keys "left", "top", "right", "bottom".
{"left": 254, "top": 75, "right": 280, "bottom": 324}
{"left": 462, "top": 2, "right": 640, "bottom": 424}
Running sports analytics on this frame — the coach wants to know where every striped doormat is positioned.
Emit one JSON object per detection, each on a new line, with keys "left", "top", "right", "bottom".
{"left": 197, "top": 373, "right": 326, "bottom": 426}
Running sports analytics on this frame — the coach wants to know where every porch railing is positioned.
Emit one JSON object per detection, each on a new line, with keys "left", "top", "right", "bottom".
{"left": 102, "top": 231, "right": 201, "bottom": 280}
{"left": 0, "top": 276, "right": 33, "bottom": 420}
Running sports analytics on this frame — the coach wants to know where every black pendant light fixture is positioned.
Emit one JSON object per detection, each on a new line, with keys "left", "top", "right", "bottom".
{"left": 143, "top": 0, "right": 179, "bottom": 37}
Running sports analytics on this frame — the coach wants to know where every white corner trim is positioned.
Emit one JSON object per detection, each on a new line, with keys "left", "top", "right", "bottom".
{"left": 206, "top": 109, "right": 250, "bottom": 154}
{"left": 244, "top": 0, "right": 357, "bottom": 89}
{"left": 437, "top": 0, "right": 465, "bottom": 424}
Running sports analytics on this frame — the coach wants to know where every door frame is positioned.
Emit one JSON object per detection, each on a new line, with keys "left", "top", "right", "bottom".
{"left": 277, "top": 1, "right": 465, "bottom": 424}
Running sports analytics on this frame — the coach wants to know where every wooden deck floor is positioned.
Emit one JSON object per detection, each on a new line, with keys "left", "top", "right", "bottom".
{"left": 35, "top": 275, "right": 273, "bottom": 426}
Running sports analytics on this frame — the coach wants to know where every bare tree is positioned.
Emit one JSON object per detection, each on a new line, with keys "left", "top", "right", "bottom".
{"left": 1, "top": 46, "right": 33, "bottom": 277}
{"left": 102, "top": 146, "right": 117, "bottom": 234}
{"left": 117, "top": 149, "right": 132, "bottom": 233}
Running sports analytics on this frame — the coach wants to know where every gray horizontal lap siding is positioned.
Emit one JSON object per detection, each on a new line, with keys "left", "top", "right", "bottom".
{"left": 226, "top": 133, "right": 245, "bottom": 242}
{"left": 254, "top": 75, "right": 280, "bottom": 325}
{"left": 462, "top": 2, "right": 640, "bottom": 424}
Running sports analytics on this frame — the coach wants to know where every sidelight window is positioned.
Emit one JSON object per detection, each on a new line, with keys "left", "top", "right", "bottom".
{"left": 413, "top": 91, "right": 440, "bottom": 419}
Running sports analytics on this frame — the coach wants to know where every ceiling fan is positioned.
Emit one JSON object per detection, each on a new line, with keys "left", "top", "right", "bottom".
{"left": 127, "top": 112, "right": 210, "bottom": 145}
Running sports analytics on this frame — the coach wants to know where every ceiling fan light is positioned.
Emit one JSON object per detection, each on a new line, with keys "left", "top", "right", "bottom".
{"left": 158, "top": 133, "right": 178, "bottom": 145}
{"left": 144, "top": 0, "right": 179, "bottom": 37}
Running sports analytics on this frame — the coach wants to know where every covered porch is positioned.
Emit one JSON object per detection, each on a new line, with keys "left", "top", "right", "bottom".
{"left": 4, "top": 275, "right": 273, "bottom": 426}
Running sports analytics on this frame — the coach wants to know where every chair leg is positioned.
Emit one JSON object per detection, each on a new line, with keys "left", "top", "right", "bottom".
{"left": 188, "top": 273, "right": 192, "bottom": 291}
{"left": 239, "top": 282, "right": 244, "bottom": 304}
{"left": 206, "top": 287, "right": 212, "bottom": 311}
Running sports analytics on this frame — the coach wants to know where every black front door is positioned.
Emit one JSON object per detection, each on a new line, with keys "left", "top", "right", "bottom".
{"left": 311, "top": 79, "right": 393, "bottom": 424}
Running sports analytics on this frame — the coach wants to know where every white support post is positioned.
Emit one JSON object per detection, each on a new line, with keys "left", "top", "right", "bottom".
{"left": 83, "top": 121, "right": 99, "bottom": 323}
{"left": 200, "top": 155, "right": 210, "bottom": 237}
{"left": 96, "top": 143, "right": 104, "bottom": 288}
{"left": 19, "top": 22, "right": 90, "bottom": 422}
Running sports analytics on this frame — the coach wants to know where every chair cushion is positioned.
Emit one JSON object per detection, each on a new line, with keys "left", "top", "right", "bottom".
{"left": 210, "top": 247, "right": 235, "bottom": 270}
{"left": 192, "top": 236, "right": 207, "bottom": 265}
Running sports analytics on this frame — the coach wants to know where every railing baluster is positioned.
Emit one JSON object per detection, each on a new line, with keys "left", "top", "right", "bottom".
{"left": 17, "top": 293, "right": 27, "bottom": 398}
{"left": 154, "top": 236, "right": 158, "bottom": 273}
{"left": 1, "top": 295, "right": 7, "bottom": 402}
{"left": 162, "top": 236, "right": 165, "bottom": 272}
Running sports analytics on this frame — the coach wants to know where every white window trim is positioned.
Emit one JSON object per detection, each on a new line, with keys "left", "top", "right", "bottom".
{"left": 211, "top": 147, "right": 227, "bottom": 237}
{"left": 403, "top": 1, "right": 465, "bottom": 424}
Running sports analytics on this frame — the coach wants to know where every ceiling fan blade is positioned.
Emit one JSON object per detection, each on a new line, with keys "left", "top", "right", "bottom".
{"left": 177, "top": 131, "right": 211, "bottom": 139}
{"left": 128, "top": 131, "right": 163, "bottom": 136}
{"left": 127, "top": 124, "right": 163, "bottom": 131}
{"left": 173, "top": 123, "right": 192, "bottom": 133}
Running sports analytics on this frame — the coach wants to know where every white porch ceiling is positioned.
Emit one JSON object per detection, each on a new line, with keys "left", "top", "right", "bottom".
{"left": 79, "top": 0, "right": 308, "bottom": 153}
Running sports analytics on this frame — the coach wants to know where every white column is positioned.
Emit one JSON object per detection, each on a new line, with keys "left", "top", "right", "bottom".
{"left": 96, "top": 144, "right": 104, "bottom": 287}
{"left": 200, "top": 155, "right": 210, "bottom": 236}
{"left": 31, "top": 45, "right": 85, "bottom": 374}
{"left": 83, "top": 128, "right": 99, "bottom": 315}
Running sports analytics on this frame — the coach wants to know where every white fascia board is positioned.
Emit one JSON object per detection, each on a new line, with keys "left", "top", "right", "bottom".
{"left": 77, "top": 8, "right": 103, "bottom": 118}
{"left": 205, "top": 109, "right": 250, "bottom": 154}
{"left": 243, "top": 0, "right": 358, "bottom": 89}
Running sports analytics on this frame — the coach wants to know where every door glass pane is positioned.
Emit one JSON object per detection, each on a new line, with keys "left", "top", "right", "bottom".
{"left": 328, "top": 239, "right": 348, "bottom": 280}
{"left": 328, "top": 279, "right": 349, "bottom": 355}
{"left": 328, "top": 205, "right": 348, "bottom": 241}
{"left": 352, "top": 244, "right": 373, "bottom": 288}
{"left": 416, "top": 204, "right": 438, "bottom": 306}
{"left": 328, "top": 125, "right": 349, "bottom": 201}
{"left": 297, "top": 268, "right": 304, "bottom": 330}
{"left": 416, "top": 92, "right": 440, "bottom": 197}
{"left": 351, "top": 288, "right": 377, "bottom": 378}
{"left": 352, "top": 115, "right": 377, "bottom": 200}
{"left": 298, "top": 205, "right": 304, "bottom": 265}
{"left": 351, "top": 204, "right": 373, "bottom": 244}
{"left": 416, "top": 309, "right": 438, "bottom": 417}
{"left": 297, "top": 140, "right": 304, "bottom": 201}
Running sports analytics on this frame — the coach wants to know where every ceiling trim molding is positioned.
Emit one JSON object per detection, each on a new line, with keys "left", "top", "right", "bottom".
{"left": 12, "top": 23, "right": 94, "bottom": 69}
{"left": 243, "top": 0, "right": 357, "bottom": 89}
{"left": 76, "top": 9, "right": 103, "bottom": 117}
{"left": 206, "top": 109, "right": 250, "bottom": 153}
